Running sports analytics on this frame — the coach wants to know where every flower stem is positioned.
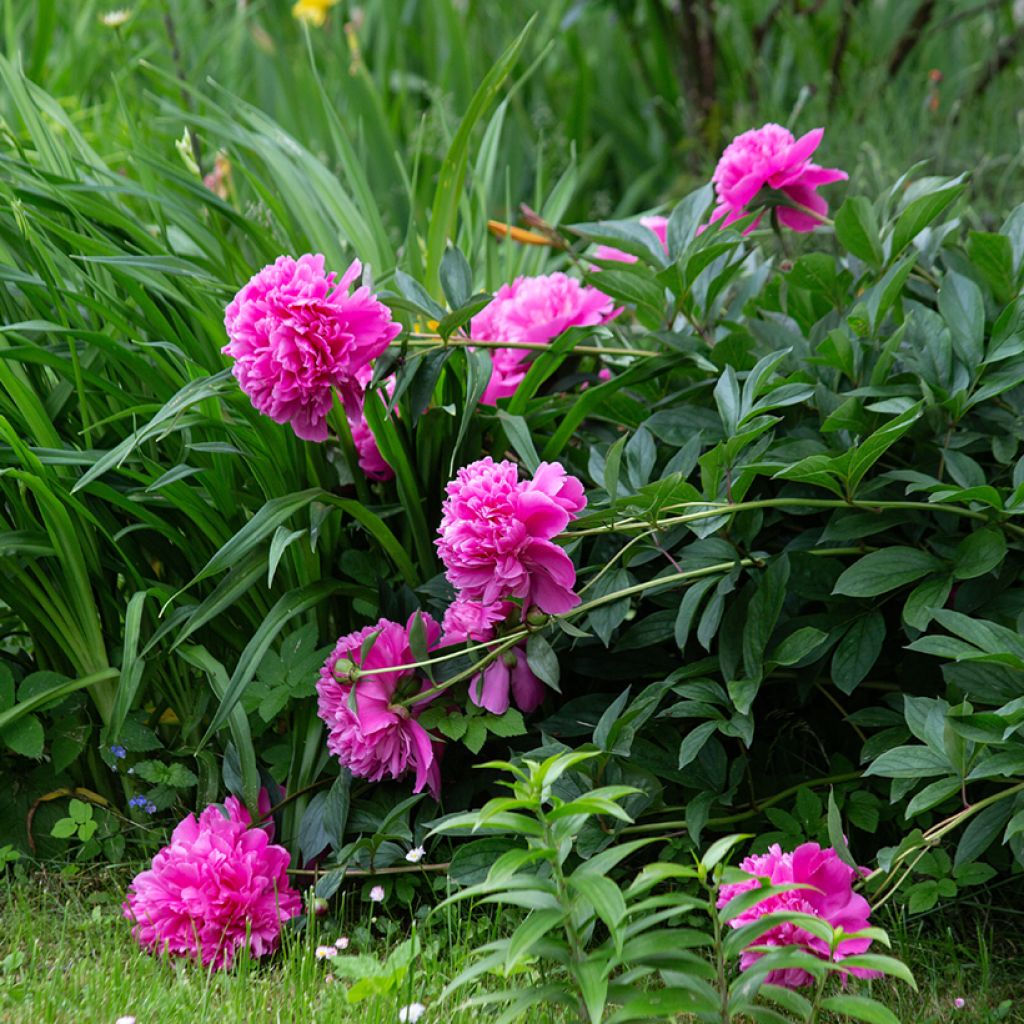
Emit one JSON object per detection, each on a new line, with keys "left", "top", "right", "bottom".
{"left": 399, "top": 332, "right": 662, "bottom": 359}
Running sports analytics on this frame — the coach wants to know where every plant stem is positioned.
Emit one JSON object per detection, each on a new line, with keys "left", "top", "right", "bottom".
{"left": 569, "top": 497, "right": 1024, "bottom": 538}
{"left": 400, "top": 332, "right": 661, "bottom": 359}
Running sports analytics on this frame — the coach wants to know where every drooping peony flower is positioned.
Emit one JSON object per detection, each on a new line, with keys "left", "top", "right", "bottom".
{"left": 317, "top": 614, "right": 443, "bottom": 797}
{"left": 705, "top": 124, "right": 847, "bottom": 234}
{"left": 441, "top": 597, "right": 547, "bottom": 714}
{"left": 123, "top": 797, "right": 300, "bottom": 970}
{"left": 717, "top": 842, "right": 877, "bottom": 988}
{"left": 469, "top": 644, "right": 546, "bottom": 715}
{"left": 594, "top": 215, "right": 669, "bottom": 263}
{"left": 223, "top": 254, "right": 401, "bottom": 442}
{"left": 470, "top": 273, "right": 619, "bottom": 405}
{"left": 436, "top": 458, "right": 587, "bottom": 615}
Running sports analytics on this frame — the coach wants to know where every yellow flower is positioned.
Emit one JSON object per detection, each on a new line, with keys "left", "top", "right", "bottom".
{"left": 292, "top": 0, "right": 339, "bottom": 28}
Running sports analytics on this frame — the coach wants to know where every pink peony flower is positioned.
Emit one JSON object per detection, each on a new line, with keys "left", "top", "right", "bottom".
{"left": 441, "top": 597, "right": 514, "bottom": 644}
{"left": 123, "top": 798, "right": 300, "bottom": 969}
{"left": 317, "top": 614, "right": 443, "bottom": 797}
{"left": 441, "top": 598, "right": 547, "bottom": 714}
{"left": 594, "top": 215, "right": 669, "bottom": 263}
{"left": 705, "top": 124, "right": 847, "bottom": 234}
{"left": 470, "top": 273, "right": 619, "bottom": 405}
{"left": 223, "top": 254, "right": 402, "bottom": 442}
{"left": 435, "top": 458, "right": 587, "bottom": 615}
{"left": 717, "top": 842, "right": 877, "bottom": 989}
{"left": 469, "top": 644, "right": 546, "bottom": 715}
{"left": 347, "top": 378, "right": 396, "bottom": 482}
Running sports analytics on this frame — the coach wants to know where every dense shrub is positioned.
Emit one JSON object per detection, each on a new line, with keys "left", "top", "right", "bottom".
{"left": 0, "top": 16, "right": 1022, "bottom": 939}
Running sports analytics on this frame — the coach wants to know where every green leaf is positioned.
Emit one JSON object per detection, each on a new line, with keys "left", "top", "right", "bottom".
{"left": 525, "top": 634, "right": 560, "bottom": 691}
{"left": 837, "top": 954, "right": 916, "bottom": 988}
{"left": 50, "top": 818, "right": 77, "bottom": 839}
{"left": 835, "top": 196, "right": 883, "bottom": 267}
{"left": 953, "top": 528, "right": 1006, "bottom": 580}
{"left": 505, "top": 908, "right": 565, "bottom": 970}
{"left": 439, "top": 246, "right": 473, "bottom": 309}
{"left": 0, "top": 713, "right": 44, "bottom": 758}
{"left": 968, "top": 231, "right": 1015, "bottom": 304}
{"left": 323, "top": 770, "right": 352, "bottom": 846}
{"left": 956, "top": 802, "right": 1013, "bottom": 866}
{"left": 820, "top": 994, "right": 901, "bottom": 1024}
{"left": 827, "top": 789, "right": 858, "bottom": 869}
{"left": 891, "top": 177, "right": 966, "bottom": 255}
{"left": 678, "top": 721, "right": 718, "bottom": 769}
{"left": 109, "top": 591, "right": 148, "bottom": 744}
{"left": 667, "top": 183, "right": 715, "bottom": 259}
{"left": 845, "top": 403, "right": 922, "bottom": 496}
{"left": 496, "top": 412, "right": 540, "bottom": 474}
{"left": 569, "top": 871, "right": 627, "bottom": 934}
{"left": 769, "top": 627, "right": 828, "bottom": 666}
{"left": 424, "top": 18, "right": 535, "bottom": 295}
{"left": 905, "top": 776, "right": 962, "bottom": 818}
{"left": 831, "top": 612, "right": 885, "bottom": 695}
{"left": 701, "top": 834, "right": 752, "bottom": 872}
{"left": 864, "top": 745, "right": 952, "bottom": 779}
{"left": 939, "top": 272, "right": 986, "bottom": 370}
{"left": 902, "top": 576, "right": 953, "bottom": 631}
{"left": 742, "top": 555, "right": 789, "bottom": 681}
{"left": 833, "top": 548, "right": 943, "bottom": 598}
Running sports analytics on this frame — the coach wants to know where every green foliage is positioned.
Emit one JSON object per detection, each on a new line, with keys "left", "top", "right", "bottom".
{"left": 431, "top": 752, "right": 913, "bottom": 1023}
{"left": 0, "top": 0, "right": 1022, "bottom": 937}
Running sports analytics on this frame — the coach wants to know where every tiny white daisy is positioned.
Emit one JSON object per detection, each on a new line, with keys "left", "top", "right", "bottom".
{"left": 399, "top": 1003, "right": 426, "bottom": 1023}
{"left": 335, "top": 936, "right": 350, "bottom": 949}
{"left": 369, "top": 885, "right": 385, "bottom": 902}
{"left": 115, "top": 1017, "right": 137, "bottom": 1024}
{"left": 315, "top": 944, "right": 336, "bottom": 960}
{"left": 405, "top": 846, "right": 426, "bottom": 864}
{"left": 100, "top": 8, "right": 132, "bottom": 27}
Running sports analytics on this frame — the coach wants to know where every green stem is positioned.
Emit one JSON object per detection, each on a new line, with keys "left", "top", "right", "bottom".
{"left": 401, "top": 332, "right": 661, "bottom": 359}
{"left": 569, "top": 497, "right": 1024, "bottom": 538}
{"left": 620, "top": 771, "right": 863, "bottom": 835}
{"left": 862, "top": 780, "right": 1024, "bottom": 899}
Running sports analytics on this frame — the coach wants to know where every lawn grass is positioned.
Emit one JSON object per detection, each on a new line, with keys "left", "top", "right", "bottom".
{"left": 0, "top": 872, "right": 1018, "bottom": 1024}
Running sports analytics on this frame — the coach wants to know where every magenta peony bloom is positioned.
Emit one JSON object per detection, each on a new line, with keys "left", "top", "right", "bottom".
{"left": 436, "top": 458, "right": 587, "bottom": 615}
{"left": 223, "top": 254, "right": 402, "bottom": 442}
{"left": 717, "top": 842, "right": 877, "bottom": 989}
{"left": 705, "top": 124, "right": 847, "bottom": 234}
{"left": 594, "top": 215, "right": 669, "bottom": 263}
{"left": 470, "top": 273, "right": 619, "bottom": 405}
{"left": 347, "top": 377, "right": 396, "bottom": 482}
{"left": 317, "top": 613, "right": 443, "bottom": 797}
{"left": 441, "top": 598, "right": 546, "bottom": 714}
{"left": 441, "top": 597, "right": 514, "bottom": 644}
{"left": 469, "top": 644, "right": 546, "bottom": 715}
{"left": 123, "top": 798, "right": 300, "bottom": 970}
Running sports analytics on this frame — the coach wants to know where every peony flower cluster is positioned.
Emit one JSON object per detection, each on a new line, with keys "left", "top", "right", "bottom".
{"left": 717, "top": 841, "right": 877, "bottom": 989}
{"left": 593, "top": 215, "right": 669, "bottom": 263}
{"left": 470, "top": 273, "right": 619, "bottom": 405}
{"left": 123, "top": 796, "right": 299, "bottom": 970}
{"left": 317, "top": 613, "right": 443, "bottom": 797}
{"left": 706, "top": 124, "right": 847, "bottom": 234}
{"left": 223, "top": 254, "right": 401, "bottom": 443}
{"left": 435, "top": 459, "right": 587, "bottom": 715}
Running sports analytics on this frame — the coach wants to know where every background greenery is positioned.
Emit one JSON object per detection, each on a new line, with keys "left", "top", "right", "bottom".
{"left": 1, "top": 2, "right": 1023, "bottom": 1019}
